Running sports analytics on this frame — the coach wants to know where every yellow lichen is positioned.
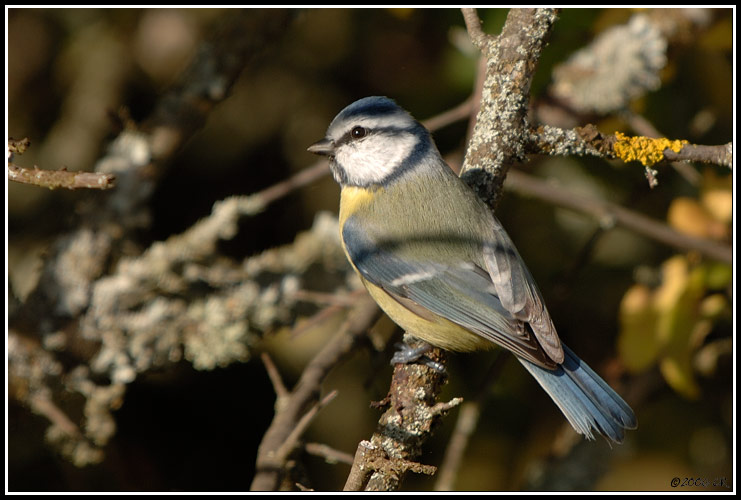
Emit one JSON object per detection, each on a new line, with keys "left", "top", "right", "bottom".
{"left": 613, "top": 131, "right": 688, "bottom": 167}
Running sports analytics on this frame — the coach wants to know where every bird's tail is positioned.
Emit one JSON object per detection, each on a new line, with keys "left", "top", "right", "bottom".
{"left": 518, "top": 344, "right": 637, "bottom": 443}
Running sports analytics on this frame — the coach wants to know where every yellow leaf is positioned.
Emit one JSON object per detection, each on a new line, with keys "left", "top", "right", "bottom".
{"left": 657, "top": 261, "right": 706, "bottom": 399}
{"left": 618, "top": 284, "right": 660, "bottom": 371}
{"left": 660, "top": 356, "right": 700, "bottom": 399}
{"left": 701, "top": 170, "right": 733, "bottom": 224}
{"left": 704, "top": 262, "right": 732, "bottom": 290}
{"left": 699, "top": 293, "right": 729, "bottom": 319}
{"left": 653, "top": 256, "right": 688, "bottom": 318}
{"left": 667, "top": 197, "right": 727, "bottom": 239}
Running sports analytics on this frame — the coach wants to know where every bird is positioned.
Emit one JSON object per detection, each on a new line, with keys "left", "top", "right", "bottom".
{"left": 307, "top": 96, "right": 636, "bottom": 443}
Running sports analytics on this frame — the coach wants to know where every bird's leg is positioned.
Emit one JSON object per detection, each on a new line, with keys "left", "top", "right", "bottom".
{"left": 390, "top": 337, "right": 446, "bottom": 373}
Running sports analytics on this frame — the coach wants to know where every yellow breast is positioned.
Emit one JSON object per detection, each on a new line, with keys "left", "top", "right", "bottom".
{"left": 339, "top": 186, "right": 493, "bottom": 353}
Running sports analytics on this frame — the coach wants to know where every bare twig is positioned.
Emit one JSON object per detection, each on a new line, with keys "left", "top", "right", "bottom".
{"left": 421, "top": 96, "right": 474, "bottom": 133}
{"left": 292, "top": 289, "right": 361, "bottom": 308}
{"left": 434, "top": 401, "right": 480, "bottom": 491}
{"left": 663, "top": 143, "right": 732, "bottom": 168}
{"left": 290, "top": 289, "right": 367, "bottom": 339}
{"left": 251, "top": 295, "right": 381, "bottom": 491}
{"left": 505, "top": 168, "right": 732, "bottom": 264}
{"left": 268, "top": 390, "right": 339, "bottom": 469}
{"left": 261, "top": 352, "right": 289, "bottom": 400}
{"left": 243, "top": 160, "right": 331, "bottom": 215}
{"left": 8, "top": 163, "right": 116, "bottom": 190}
{"left": 8, "top": 137, "right": 115, "bottom": 190}
{"left": 461, "top": 8, "right": 492, "bottom": 50}
{"left": 304, "top": 442, "right": 355, "bottom": 466}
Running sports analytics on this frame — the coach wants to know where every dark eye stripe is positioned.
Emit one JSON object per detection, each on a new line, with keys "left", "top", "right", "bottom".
{"left": 335, "top": 125, "right": 418, "bottom": 148}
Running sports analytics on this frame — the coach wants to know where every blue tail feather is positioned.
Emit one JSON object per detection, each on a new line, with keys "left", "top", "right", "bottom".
{"left": 519, "top": 344, "right": 637, "bottom": 443}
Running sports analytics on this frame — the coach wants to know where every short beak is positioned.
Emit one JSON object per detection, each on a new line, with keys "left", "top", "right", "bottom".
{"left": 307, "top": 138, "right": 335, "bottom": 156}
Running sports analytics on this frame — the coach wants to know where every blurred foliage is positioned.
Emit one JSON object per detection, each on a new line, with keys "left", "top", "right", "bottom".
{"left": 618, "top": 166, "right": 732, "bottom": 401}
{"left": 7, "top": 7, "right": 733, "bottom": 492}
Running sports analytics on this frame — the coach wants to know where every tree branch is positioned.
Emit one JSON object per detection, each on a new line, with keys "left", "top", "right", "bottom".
{"left": 460, "top": 8, "right": 559, "bottom": 209}
{"left": 8, "top": 163, "right": 116, "bottom": 190}
{"left": 662, "top": 142, "right": 732, "bottom": 168}
{"left": 528, "top": 124, "right": 732, "bottom": 187}
{"left": 8, "top": 138, "right": 115, "bottom": 190}
{"left": 343, "top": 337, "right": 461, "bottom": 491}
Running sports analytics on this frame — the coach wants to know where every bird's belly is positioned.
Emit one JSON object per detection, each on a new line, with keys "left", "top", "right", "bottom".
{"left": 362, "top": 278, "right": 494, "bottom": 353}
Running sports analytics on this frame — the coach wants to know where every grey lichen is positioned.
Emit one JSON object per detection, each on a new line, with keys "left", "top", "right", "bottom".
{"left": 82, "top": 210, "right": 349, "bottom": 383}
{"left": 551, "top": 14, "right": 667, "bottom": 114}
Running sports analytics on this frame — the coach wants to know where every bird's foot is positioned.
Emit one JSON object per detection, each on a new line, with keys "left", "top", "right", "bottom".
{"left": 390, "top": 341, "right": 446, "bottom": 373}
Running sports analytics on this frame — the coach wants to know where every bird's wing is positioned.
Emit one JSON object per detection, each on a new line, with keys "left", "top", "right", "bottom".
{"left": 343, "top": 218, "right": 557, "bottom": 368}
{"left": 483, "top": 219, "right": 564, "bottom": 363}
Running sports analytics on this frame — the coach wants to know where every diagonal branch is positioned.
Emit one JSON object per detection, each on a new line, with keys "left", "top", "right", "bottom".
{"left": 504, "top": 169, "right": 732, "bottom": 264}
{"left": 251, "top": 295, "right": 381, "bottom": 491}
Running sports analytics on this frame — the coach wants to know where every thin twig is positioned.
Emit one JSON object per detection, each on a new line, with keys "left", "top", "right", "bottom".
{"left": 269, "top": 390, "right": 339, "bottom": 468}
{"left": 292, "top": 289, "right": 363, "bottom": 308}
{"left": 8, "top": 163, "right": 116, "bottom": 190}
{"left": 304, "top": 442, "right": 355, "bottom": 466}
{"left": 261, "top": 352, "right": 289, "bottom": 400}
{"left": 505, "top": 168, "right": 732, "bottom": 264}
{"left": 290, "top": 289, "right": 368, "bottom": 339}
{"left": 434, "top": 401, "right": 480, "bottom": 491}
{"left": 245, "top": 160, "right": 331, "bottom": 214}
{"left": 434, "top": 352, "right": 507, "bottom": 491}
{"left": 461, "top": 8, "right": 491, "bottom": 49}
{"left": 421, "top": 96, "right": 474, "bottom": 133}
{"left": 251, "top": 296, "right": 381, "bottom": 491}
{"left": 663, "top": 143, "right": 732, "bottom": 168}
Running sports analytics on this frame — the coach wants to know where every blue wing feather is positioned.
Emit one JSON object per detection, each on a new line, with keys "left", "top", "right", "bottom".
{"left": 343, "top": 218, "right": 552, "bottom": 366}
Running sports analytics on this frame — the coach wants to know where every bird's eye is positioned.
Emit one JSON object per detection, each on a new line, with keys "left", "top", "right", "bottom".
{"left": 351, "top": 126, "right": 367, "bottom": 139}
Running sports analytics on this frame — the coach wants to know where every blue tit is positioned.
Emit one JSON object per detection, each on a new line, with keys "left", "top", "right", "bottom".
{"left": 308, "top": 96, "right": 636, "bottom": 443}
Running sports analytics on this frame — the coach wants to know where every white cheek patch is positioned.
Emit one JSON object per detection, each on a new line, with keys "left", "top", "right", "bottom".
{"left": 337, "top": 132, "right": 419, "bottom": 186}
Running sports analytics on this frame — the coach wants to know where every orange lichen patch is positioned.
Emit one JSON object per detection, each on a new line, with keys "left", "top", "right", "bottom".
{"left": 613, "top": 131, "right": 688, "bottom": 167}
